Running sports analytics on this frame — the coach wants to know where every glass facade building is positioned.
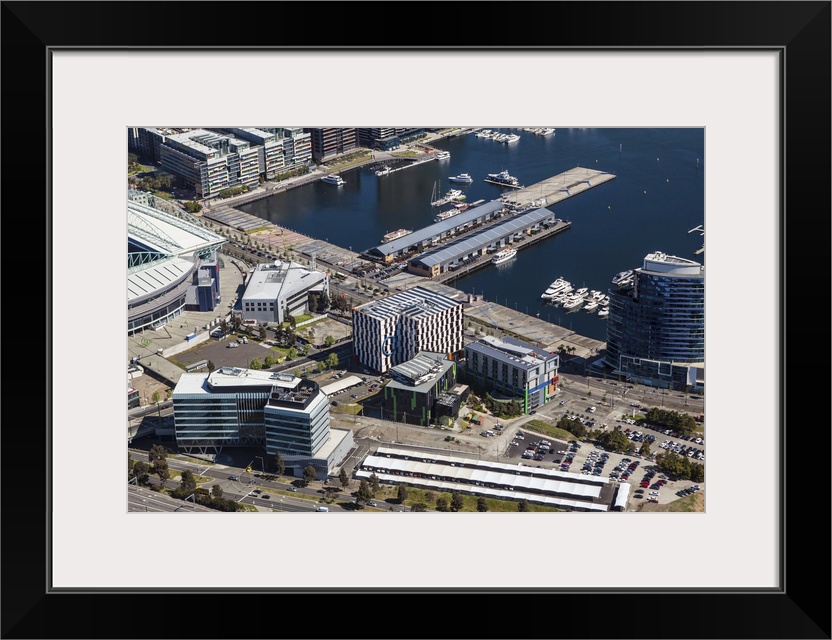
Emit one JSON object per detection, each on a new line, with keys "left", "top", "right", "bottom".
{"left": 605, "top": 252, "right": 704, "bottom": 391}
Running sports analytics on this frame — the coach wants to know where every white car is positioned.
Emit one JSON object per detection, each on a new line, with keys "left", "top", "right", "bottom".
{"left": 515, "top": 435, "right": 524, "bottom": 440}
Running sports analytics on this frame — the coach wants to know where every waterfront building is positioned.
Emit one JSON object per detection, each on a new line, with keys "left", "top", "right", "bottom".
{"left": 127, "top": 192, "right": 226, "bottom": 335}
{"left": 158, "top": 128, "right": 261, "bottom": 198}
{"left": 239, "top": 259, "right": 329, "bottom": 327}
{"left": 352, "top": 286, "right": 464, "bottom": 374}
{"left": 381, "top": 351, "right": 467, "bottom": 426}
{"left": 171, "top": 367, "right": 353, "bottom": 478}
{"left": 463, "top": 335, "right": 560, "bottom": 414}
{"left": 308, "top": 127, "right": 359, "bottom": 164}
{"left": 605, "top": 251, "right": 704, "bottom": 391}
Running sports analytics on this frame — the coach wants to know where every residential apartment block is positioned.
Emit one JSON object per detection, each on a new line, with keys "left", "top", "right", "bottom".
{"left": 464, "top": 335, "right": 560, "bottom": 414}
{"left": 605, "top": 251, "right": 704, "bottom": 391}
{"left": 352, "top": 286, "right": 464, "bottom": 374}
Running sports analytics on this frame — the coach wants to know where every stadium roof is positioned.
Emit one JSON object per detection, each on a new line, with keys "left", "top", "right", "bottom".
{"left": 128, "top": 199, "right": 226, "bottom": 258}
{"left": 411, "top": 208, "right": 557, "bottom": 268}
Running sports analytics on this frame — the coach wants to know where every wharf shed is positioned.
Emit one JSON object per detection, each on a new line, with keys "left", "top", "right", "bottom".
{"left": 366, "top": 201, "right": 505, "bottom": 262}
{"left": 408, "top": 208, "right": 562, "bottom": 277}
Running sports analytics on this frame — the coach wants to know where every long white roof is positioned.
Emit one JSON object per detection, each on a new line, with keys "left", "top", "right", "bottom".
{"left": 128, "top": 199, "right": 226, "bottom": 258}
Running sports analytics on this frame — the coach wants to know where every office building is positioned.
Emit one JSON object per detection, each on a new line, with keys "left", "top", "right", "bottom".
{"left": 464, "top": 335, "right": 560, "bottom": 414}
{"left": 381, "top": 351, "right": 466, "bottom": 425}
{"left": 352, "top": 286, "right": 464, "bottom": 373}
{"left": 172, "top": 367, "right": 353, "bottom": 478}
{"left": 240, "top": 260, "right": 329, "bottom": 326}
{"left": 605, "top": 251, "right": 705, "bottom": 391}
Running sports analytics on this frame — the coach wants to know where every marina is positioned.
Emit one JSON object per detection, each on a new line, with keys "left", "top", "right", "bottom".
{"left": 233, "top": 127, "right": 703, "bottom": 343}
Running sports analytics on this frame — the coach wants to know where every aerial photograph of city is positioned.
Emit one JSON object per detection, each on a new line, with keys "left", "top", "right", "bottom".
{"left": 127, "top": 126, "right": 705, "bottom": 514}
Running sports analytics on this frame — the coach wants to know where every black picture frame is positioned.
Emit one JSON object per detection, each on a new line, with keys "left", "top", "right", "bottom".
{"left": 3, "top": 2, "right": 829, "bottom": 638}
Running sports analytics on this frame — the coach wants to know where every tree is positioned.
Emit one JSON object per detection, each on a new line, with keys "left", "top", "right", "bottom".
{"left": 435, "top": 497, "right": 449, "bottom": 512}
{"left": 517, "top": 499, "right": 530, "bottom": 512}
{"left": 324, "top": 335, "right": 335, "bottom": 348}
{"left": 301, "top": 344, "right": 311, "bottom": 356}
{"left": 357, "top": 480, "right": 372, "bottom": 505}
{"left": 410, "top": 503, "right": 427, "bottom": 512}
{"left": 274, "top": 452, "right": 285, "bottom": 476}
{"left": 264, "top": 354, "right": 276, "bottom": 368}
{"left": 450, "top": 492, "right": 464, "bottom": 512}
{"left": 424, "top": 491, "right": 436, "bottom": 504}
{"left": 339, "top": 468, "right": 350, "bottom": 488}
{"left": 207, "top": 360, "right": 216, "bottom": 373}
{"left": 476, "top": 497, "right": 488, "bottom": 512}
{"left": 250, "top": 358, "right": 263, "bottom": 370}
{"left": 639, "top": 442, "right": 652, "bottom": 458}
{"left": 156, "top": 459, "right": 170, "bottom": 487}
{"left": 325, "top": 352, "right": 339, "bottom": 369}
{"left": 369, "top": 473, "right": 380, "bottom": 495}
{"left": 131, "top": 461, "right": 150, "bottom": 485}
{"left": 259, "top": 326, "right": 267, "bottom": 340}
{"left": 211, "top": 484, "right": 223, "bottom": 499}
{"left": 302, "top": 465, "right": 317, "bottom": 486}
{"left": 179, "top": 470, "right": 197, "bottom": 495}
{"left": 397, "top": 485, "right": 409, "bottom": 504}
{"left": 148, "top": 444, "right": 167, "bottom": 468}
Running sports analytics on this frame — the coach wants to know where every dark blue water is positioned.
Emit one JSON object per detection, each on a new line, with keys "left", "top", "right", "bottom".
{"left": 240, "top": 128, "right": 704, "bottom": 341}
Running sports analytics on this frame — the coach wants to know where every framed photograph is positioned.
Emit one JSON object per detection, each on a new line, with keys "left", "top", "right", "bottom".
{"left": 5, "top": 2, "right": 829, "bottom": 638}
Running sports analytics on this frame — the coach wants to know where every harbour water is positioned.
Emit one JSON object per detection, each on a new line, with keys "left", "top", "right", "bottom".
{"left": 239, "top": 127, "right": 705, "bottom": 341}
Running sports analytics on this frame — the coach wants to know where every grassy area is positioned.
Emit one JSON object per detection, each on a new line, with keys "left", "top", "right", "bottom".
{"left": 523, "top": 419, "right": 578, "bottom": 442}
{"left": 390, "top": 150, "right": 420, "bottom": 157}
{"left": 330, "top": 404, "right": 363, "bottom": 416}
{"left": 640, "top": 491, "right": 704, "bottom": 513}
{"left": 168, "top": 454, "right": 215, "bottom": 466}
{"left": 128, "top": 162, "right": 155, "bottom": 175}
{"left": 366, "top": 485, "right": 560, "bottom": 513}
{"left": 169, "top": 471, "right": 213, "bottom": 483}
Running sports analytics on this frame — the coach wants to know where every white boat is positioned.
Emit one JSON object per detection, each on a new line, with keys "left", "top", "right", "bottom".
{"left": 598, "top": 307, "right": 610, "bottom": 318}
{"left": 491, "top": 248, "right": 517, "bottom": 265}
{"left": 432, "top": 188, "right": 465, "bottom": 206}
{"left": 375, "top": 166, "right": 393, "bottom": 177}
{"left": 576, "top": 287, "right": 589, "bottom": 296}
{"left": 434, "top": 150, "right": 450, "bottom": 160}
{"left": 381, "top": 229, "right": 412, "bottom": 243}
{"left": 449, "top": 173, "right": 474, "bottom": 184}
{"left": 612, "top": 269, "right": 634, "bottom": 286}
{"left": 322, "top": 174, "right": 345, "bottom": 186}
{"left": 435, "top": 209, "right": 461, "bottom": 222}
{"left": 584, "top": 300, "right": 599, "bottom": 312}
{"left": 502, "top": 133, "right": 521, "bottom": 144}
{"left": 562, "top": 295, "right": 584, "bottom": 311}
{"left": 485, "top": 170, "right": 522, "bottom": 188}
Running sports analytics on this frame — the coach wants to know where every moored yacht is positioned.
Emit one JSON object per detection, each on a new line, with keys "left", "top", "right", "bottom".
{"left": 598, "top": 307, "right": 610, "bottom": 318}
{"left": 491, "top": 247, "right": 518, "bottom": 265}
{"left": 322, "top": 174, "right": 345, "bottom": 186}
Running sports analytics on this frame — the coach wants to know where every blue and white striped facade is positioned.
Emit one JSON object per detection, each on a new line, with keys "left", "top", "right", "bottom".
{"left": 352, "top": 286, "right": 464, "bottom": 373}
{"left": 606, "top": 251, "right": 705, "bottom": 391}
